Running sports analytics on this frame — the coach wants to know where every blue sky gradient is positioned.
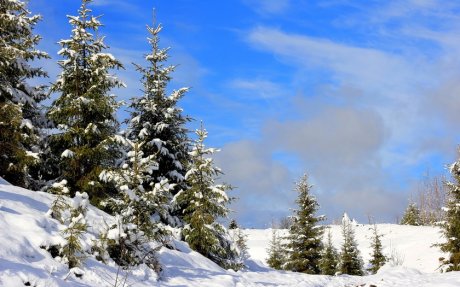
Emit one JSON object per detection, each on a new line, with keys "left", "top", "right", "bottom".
{"left": 30, "top": 0, "right": 460, "bottom": 227}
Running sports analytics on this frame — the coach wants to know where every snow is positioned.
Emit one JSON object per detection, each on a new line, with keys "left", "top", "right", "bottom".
{"left": 245, "top": 225, "right": 446, "bottom": 273}
{"left": 60, "top": 149, "right": 74, "bottom": 158}
{"left": 1, "top": 179, "right": 460, "bottom": 286}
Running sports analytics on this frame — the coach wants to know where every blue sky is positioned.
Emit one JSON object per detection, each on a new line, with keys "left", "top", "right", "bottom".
{"left": 30, "top": 0, "right": 460, "bottom": 227}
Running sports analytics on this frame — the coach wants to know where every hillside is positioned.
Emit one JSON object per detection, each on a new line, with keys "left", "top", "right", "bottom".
{"left": 246, "top": 224, "right": 445, "bottom": 273}
{"left": 1, "top": 180, "right": 460, "bottom": 286}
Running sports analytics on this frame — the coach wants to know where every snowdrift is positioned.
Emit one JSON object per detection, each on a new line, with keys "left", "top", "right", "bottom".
{"left": 1, "top": 180, "right": 460, "bottom": 286}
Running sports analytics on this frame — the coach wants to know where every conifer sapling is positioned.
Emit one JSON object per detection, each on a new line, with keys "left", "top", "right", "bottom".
{"left": 339, "top": 213, "right": 364, "bottom": 276}
{"left": 319, "top": 228, "right": 339, "bottom": 275}
{"left": 283, "top": 174, "right": 324, "bottom": 274}
{"left": 368, "top": 223, "right": 387, "bottom": 274}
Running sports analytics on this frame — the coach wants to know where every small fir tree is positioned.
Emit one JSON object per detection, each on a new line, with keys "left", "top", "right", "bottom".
{"left": 400, "top": 202, "right": 421, "bottom": 226}
{"left": 229, "top": 219, "right": 239, "bottom": 229}
{"left": 368, "top": 224, "right": 387, "bottom": 274}
{"left": 104, "top": 213, "right": 162, "bottom": 273}
{"left": 61, "top": 192, "right": 89, "bottom": 268}
{"left": 99, "top": 139, "right": 174, "bottom": 242}
{"left": 439, "top": 154, "right": 460, "bottom": 271}
{"left": 47, "top": 179, "right": 71, "bottom": 224}
{"left": 266, "top": 228, "right": 285, "bottom": 270}
{"left": 127, "top": 21, "right": 190, "bottom": 226}
{"left": 339, "top": 213, "right": 364, "bottom": 275}
{"left": 0, "top": 0, "right": 49, "bottom": 187}
{"left": 319, "top": 228, "right": 339, "bottom": 275}
{"left": 99, "top": 138, "right": 174, "bottom": 273}
{"left": 235, "top": 228, "right": 250, "bottom": 264}
{"left": 47, "top": 0, "right": 124, "bottom": 203}
{"left": 228, "top": 219, "right": 249, "bottom": 266}
{"left": 283, "top": 174, "right": 324, "bottom": 274}
{"left": 177, "top": 124, "right": 239, "bottom": 270}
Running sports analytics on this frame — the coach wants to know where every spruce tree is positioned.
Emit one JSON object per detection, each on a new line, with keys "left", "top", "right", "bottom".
{"left": 235, "top": 228, "right": 249, "bottom": 264}
{"left": 47, "top": 179, "right": 71, "bottom": 224}
{"left": 47, "top": 0, "right": 124, "bottom": 203}
{"left": 177, "top": 124, "right": 239, "bottom": 270}
{"left": 339, "top": 213, "right": 364, "bottom": 275}
{"left": 439, "top": 155, "right": 460, "bottom": 271}
{"left": 99, "top": 139, "right": 174, "bottom": 242}
{"left": 61, "top": 192, "right": 89, "bottom": 268}
{"left": 229, "top": 219, "right": 238, "bottom": 229}
{"left": 283, "top": 174, "right": 324, "bottom": 274}
{"left": 0, "top": 0, "right": 49, "bottom": 187}
{"left": 368, "top": 224, "right": 386, "bottom": 274}
{"left": 127, "top": 21, "right": 190, "bottom": 226}
{"left": 319, "top": 228, "right": 339, "bottom": 275}
{"left": 400, "top": 202, "right": 421, "bottom": 226}
{"left": 266, "top": 228, "right": 285, "bottom": 270}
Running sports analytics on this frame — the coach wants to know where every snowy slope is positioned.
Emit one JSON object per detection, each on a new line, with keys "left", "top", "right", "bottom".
{"left": 246, "top": 224, "right": 445, "bottom": 273}
{"left": 1, "top": 180, "right": 460, "bottom": 286}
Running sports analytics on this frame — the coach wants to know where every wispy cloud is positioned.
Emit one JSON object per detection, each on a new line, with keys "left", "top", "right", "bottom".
{"left": 242, "top": 0, "right": 291, "bottom": 15}
{"left": 229, "top": 78, "right": 285, "bottom": 99}
{"left": 247, "top": 26, "right": 422, "bottom": 93}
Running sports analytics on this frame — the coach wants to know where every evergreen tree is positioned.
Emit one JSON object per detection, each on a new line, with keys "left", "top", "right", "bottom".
{"left": 339, "top": 213, "right": 364, "bottom": 275}
{"left": 319, "top": 228, "right": 339, "bottom": 275}
{"left": 177, "top": 124, "right": 239, "bottom": 270}
{"left": 61, "top": 192, "right": 89, "bottom": 268}
{"left": 234, "top": 228, "right": 249, "bottom": 265}
{"left": 0, "top": 0, "right": 49, "bottom": 187}
{"left": 368, "top": 224, "right": 386, "bottom": 274}
{"left": 103, "top": 212, "right": 162, "bottom": 273}
{"left": 229, "top": 219, "right": 238, "bottom": 229}
{"left": 127, "top": 21, "right": 190, "bottom": 226}
{"left": 47, "top": 0, "right": 124, "bottom": 203}
{"left": 47, "top": 179, "right": 71, "bottom": 224}
{"left": 98, "top": 137, "right": 175, "bottom": 273}
{"left": 400, "top": 202, "right": 421, "bottom": 226}
{"left": 283, "top": 174, "right": 324, "bottom": 274}
{"left": 439, "top": 155, "right": 460, "bottom": 271}
{"left": 266, "top": 228, "right": 285, "bottom": 270}
{"left": 99, "top": 139, "right": 174, "bottom": 242}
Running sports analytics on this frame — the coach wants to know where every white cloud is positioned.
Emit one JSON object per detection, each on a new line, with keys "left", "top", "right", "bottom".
{"left": 247, "top": 26, "right": 422, "bottom": 94}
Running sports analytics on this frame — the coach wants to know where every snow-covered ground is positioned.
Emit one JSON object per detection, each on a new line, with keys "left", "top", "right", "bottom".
{"left": 1, "top": 180, "right": 460, "bottom": 286}
{"left": 246, "top": 224, "right": 445, "bottom": 273}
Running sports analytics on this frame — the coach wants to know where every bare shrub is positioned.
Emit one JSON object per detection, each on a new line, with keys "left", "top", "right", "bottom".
{"left": 417, "top": 172, "right": 447, "bottom": 225}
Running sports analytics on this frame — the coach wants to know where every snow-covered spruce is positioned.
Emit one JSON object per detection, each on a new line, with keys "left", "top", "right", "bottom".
{"left": 319, "top": 228, "right": 339, "bottom": 275}
{"left": 339, "top": 213, "right": 364, "bottom": 275}
{"left": 60, "top": 192, "right": 89, "bottom": 268}
{"left": 176, "top": 124, "right": 241, "bottom": 270}
{"left": 0, "top": 0, "right": 49, "bottom": 188}
{"left": 401, "top": 202, "right": 422, "bottom": 226}
{"left": 439, "top": 154, "right": 460, "bottom": 271}
{"left": 283, "top": 174, "right": 324, "bottom": 274}
{"left": 99, "top": 138, "right": 174, "bottom": 271}
{"left": 233, "top": 227, "right": 250, "bottom": 265}
{"left": 46, "top": 0, "right": 124, "bottom": 203}
{"left": 127, "top": 21, "right": 190, "bottom": 227}
{"left": 367, "top": 223, "right": 387, "bottom": 274}
{"left": 266, "top": 228, "right": 286, "bottom": 270}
